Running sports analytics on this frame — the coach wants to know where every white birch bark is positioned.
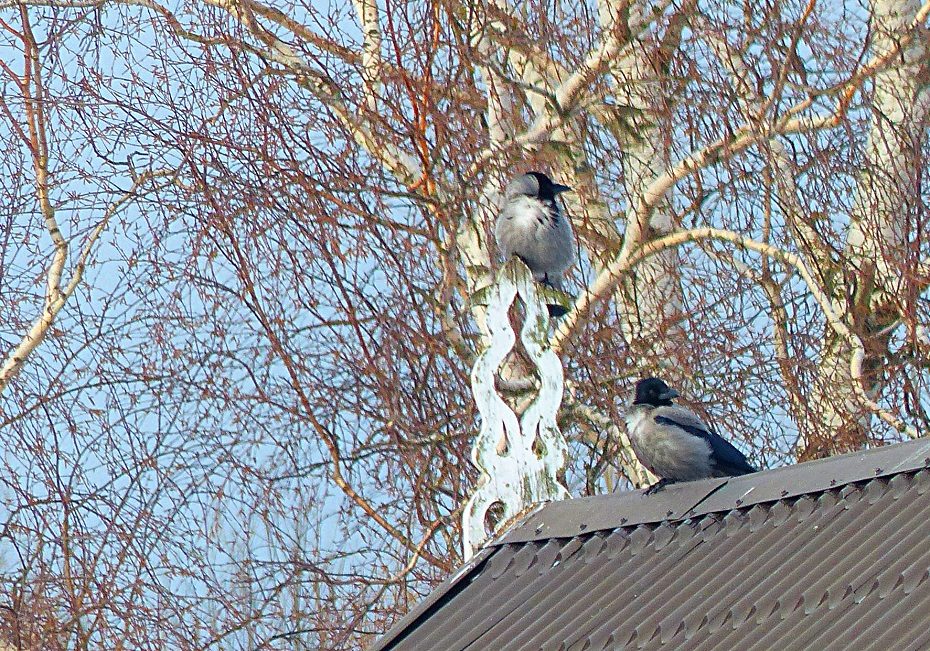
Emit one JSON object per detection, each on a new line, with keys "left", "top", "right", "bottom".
{"left": 594, "top": 0, "right": 689, "bottom": 363}
{"left": 806, "top": 0, "right": 930, "bottom": 454}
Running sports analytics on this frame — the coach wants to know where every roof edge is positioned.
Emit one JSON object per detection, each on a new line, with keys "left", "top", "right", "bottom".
{"left": 366, "top": 545, "right": 498, "bottom": 651}
{"left": 369, "top": 438, "right": 930, "bottom": 650}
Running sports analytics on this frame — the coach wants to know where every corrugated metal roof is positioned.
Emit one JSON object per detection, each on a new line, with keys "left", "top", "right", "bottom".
{"left": 371, "top": 438, "right": 930, "bottom": 651}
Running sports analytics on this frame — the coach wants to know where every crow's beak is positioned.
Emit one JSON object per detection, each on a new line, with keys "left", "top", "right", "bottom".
{"left": 552, "top": 183, "right": 572, "bottom": 194}
{"left": 659, "top": 388, "right": 679, "bottom": 400}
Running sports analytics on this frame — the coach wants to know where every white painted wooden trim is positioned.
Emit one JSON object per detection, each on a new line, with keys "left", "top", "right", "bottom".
{"left": 463, "top": 259, "right": 571, "bottom": 559}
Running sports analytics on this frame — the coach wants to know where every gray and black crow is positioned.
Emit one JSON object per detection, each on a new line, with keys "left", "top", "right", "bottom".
{"left": 495, "top": 171, "right": 575, "bottom": 316}
{"left": 625, "top": 377, "right": 757, "bottom": 494}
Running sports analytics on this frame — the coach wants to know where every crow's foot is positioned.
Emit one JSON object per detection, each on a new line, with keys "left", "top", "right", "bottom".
{"left": 644, "top": 478, "right": 676, "bottom": 495}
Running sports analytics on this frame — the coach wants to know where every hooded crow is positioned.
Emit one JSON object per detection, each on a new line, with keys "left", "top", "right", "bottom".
{"left": 625, "top": 377, "right": 757, "bottom": 494}
{"left": 495, "top": 171, "right": 575, "bottom": 316}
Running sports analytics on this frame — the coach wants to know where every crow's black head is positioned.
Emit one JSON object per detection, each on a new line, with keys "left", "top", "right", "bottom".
{"left": 505, "top": 171, "right": 571, "bottom": 200}
{"left": 633, "top": 377, "right": 680, "bottom": 407}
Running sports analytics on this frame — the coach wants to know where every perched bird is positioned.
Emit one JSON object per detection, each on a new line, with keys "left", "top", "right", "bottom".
{"left": 495, "top": 171, "right": 575, "bottom": 316}
{"left": 625, "top": 377, "right": 757, "bottom": 494}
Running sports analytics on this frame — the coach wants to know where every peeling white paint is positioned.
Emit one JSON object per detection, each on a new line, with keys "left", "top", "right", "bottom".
{"left": 463, "top": 259, "right": 571, "bottom": 559}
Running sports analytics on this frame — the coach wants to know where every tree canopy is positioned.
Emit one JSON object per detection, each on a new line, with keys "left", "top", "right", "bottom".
{"left": 0, "top": 0, "right": 928, "bottom": 647}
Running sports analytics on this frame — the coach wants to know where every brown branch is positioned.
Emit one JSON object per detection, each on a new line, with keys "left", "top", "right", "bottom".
{"left": 194, "top": 167, "right": 452, "bottom": 573}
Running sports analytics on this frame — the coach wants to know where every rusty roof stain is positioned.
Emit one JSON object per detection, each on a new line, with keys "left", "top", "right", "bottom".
{"left": 371, "top": 438, "right": 930, "bottom": 651}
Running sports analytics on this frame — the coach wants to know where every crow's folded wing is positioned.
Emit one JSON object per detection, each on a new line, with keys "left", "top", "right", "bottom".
{"left": 654, "top": 407, "right": 756, "bottom": 476}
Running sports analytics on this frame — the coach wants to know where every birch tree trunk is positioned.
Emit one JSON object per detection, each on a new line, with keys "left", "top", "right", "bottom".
{"left": 610, "top": 34, "right": 689, "bottom": 367}
{"left": 804, "top": 0, "right": 930, "bottom": 458}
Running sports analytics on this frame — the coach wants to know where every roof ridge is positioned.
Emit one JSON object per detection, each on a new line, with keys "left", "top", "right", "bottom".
{"left": 496, "top": 438, "right": 930, "bottom": 545}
